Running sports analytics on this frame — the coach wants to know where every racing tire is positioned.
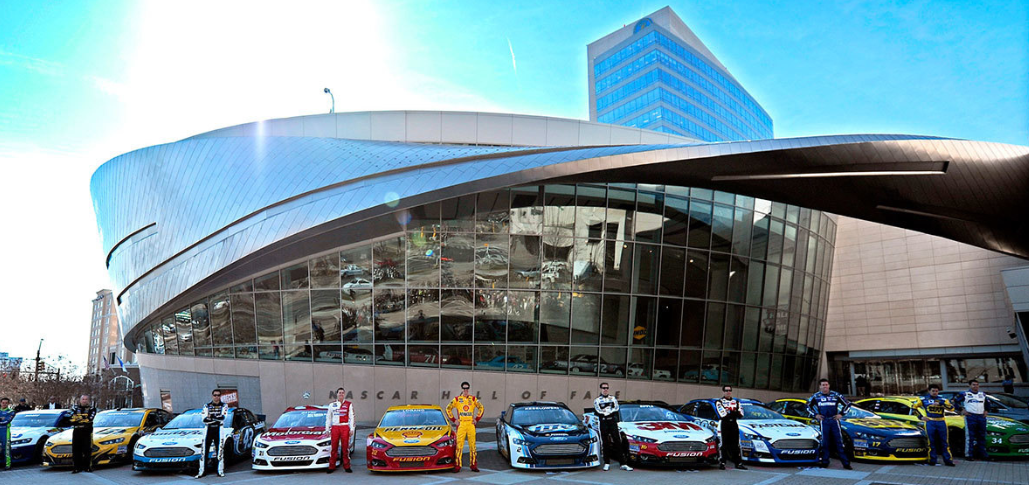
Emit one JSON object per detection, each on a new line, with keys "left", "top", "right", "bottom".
{"left": 619, "top": 433, "right": 636, "bottom": 466}
{"left": 948, "top": 427, "right": 965, "bottom": 458}
{"left": 34, "top": 440, "right": 47, "bottom": 464}
{"left": 125, "top": 437, "right": 139, "bottom": 464}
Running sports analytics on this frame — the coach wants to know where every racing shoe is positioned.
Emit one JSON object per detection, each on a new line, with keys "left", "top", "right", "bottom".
{"left": 603, "top": 464, "right": 610, "bottom": 471}
{"left": 843, "top": 464, "right": 853, "bottom": 470}
{"left": 736, "top": 463, "right": 747, "bottom": 470}
{"left": 620, "top": 464, "right": 633, "bottom": 471}
{"left": 718, "top": 463, "right": 726, "bottom": 470}
{"left": 345, "top": 468, "right": 352, "bottom": 473}
{"left": 327, "top": 468, "right": 335, "bottom": 474}
{"left": 453, "top": 466, "right": 461, "bottom": 473}
{"left": 945, "top": 462, "right": 955, "bottom": 467}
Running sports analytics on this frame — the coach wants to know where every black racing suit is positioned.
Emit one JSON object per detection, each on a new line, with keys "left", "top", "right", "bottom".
{"left": 70, "top": 405, "right": 97, "bottom": 472}
{"left": 196, "top": 402, "right": 228, "bottom": 478}
{"left": 593, "top": 395, "right": 623, "bottom": 466}
{"left": 716, "top": 398, "right": 744, "bottom": 467}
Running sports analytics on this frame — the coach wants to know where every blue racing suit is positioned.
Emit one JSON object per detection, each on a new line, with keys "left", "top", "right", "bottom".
{"left": 913, "top": 396, "right": 953, "bottom": 464}
{"left": 808, "top": 391, "right": 851, "bottom": 466}
{"left": 953, "top": 390, "right": 991, "bottom": 459}
{"left": 0, "top": 406, "right": 14, "bottom": 470}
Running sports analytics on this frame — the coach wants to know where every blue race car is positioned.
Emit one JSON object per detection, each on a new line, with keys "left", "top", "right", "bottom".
{"left": 496, "top": 402, "right": 601, "bottom": 469}
{"left": 680, "top": 399, "right": 821, "bottom": 465}
{"left": 133, "top": 407, "right": 265, "bottom": 472}
{"left": 7, "top": 409, "right": 73, "bottom": 465}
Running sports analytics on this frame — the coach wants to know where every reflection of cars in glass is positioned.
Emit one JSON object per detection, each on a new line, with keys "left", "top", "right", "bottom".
{"left": 343, "top": 278, "right": 373, "bottom": 292}
{"left": 366, "top": 405, "right": 456, "bottom": 472}
{"left": 771, "top": 398, "right": 927, "bottom": 462}
{"left": 681, "top": 365, "right": 732, "bottom": 383}
{"left": 937, "top": 392, "right": 1029, "bottom": 425}
{"left": 476, "top": 356, "right": 533, "bottom": 371}
{"left": 340, "top": 264, "right": 364, "bottom": 277}
{"left": 132, "top": 407, "right": 265, "bottom": 472}
{"left": 583, "top": 402, "right": 718, "bottom": 467}
{"left": 7, "top": 409, "right": 73, "bottom": 465}
{"left": 853, "top": 396, "right": 1029, "bottom": 458}
{"left": 497, "top": 402, "right": 600, "bottom": 469}
{"left": 680, "top": 399, "right": 820, "bottom": 464}
{"left": 343, "top": 348, "right": 380, "bottom": 364}
{"left": 43, "top": 408, "right": 172, "bottom": 468}
{"left": 627, "top": 363, "right": 667, "bottom": 379}
{"left": 570, "top": 354, "right": 624, "bottom": 376}
{"left": 516, "top": 267, "right": 541, "bottom": 278}
{"left": 253, "top": 405, "right": 353, "bottom": 471}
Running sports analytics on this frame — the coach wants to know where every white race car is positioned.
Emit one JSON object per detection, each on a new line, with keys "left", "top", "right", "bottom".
{"left": 584, "top": 401, "right": 719, "bottom": 467}
{"left": 680, "top": 399, "right": 821, "bottom": 464}
{"left": 133, "top": 407, "right": 265, "bottom": 473}
{"left": 252, "top": 405, "right": 354, "bottom": 470}
{"left": 8, "top": 410, "right": 73, "bottom": 465}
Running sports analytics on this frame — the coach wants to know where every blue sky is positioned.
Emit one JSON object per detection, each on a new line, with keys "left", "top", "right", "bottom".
{"left": 0, "top": 0, "right": 1026, "bottom": 367}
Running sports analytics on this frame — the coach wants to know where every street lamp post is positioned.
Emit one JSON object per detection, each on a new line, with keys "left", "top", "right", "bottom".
{"left": 323, "top": 88, "right": 335, "bottom": 114}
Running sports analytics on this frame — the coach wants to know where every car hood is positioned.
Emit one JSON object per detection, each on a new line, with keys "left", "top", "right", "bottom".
{"left": 618, "top": 421, "right": 714, "bottom": 441}
{"left": 518, "top": 423, "right": 589, "bottom": 438}
{"left": 843, "top": 418, "right": 921, "bottom": 433}
{"left": 138, "top": 427, "right": 226, "bottom": 447}
{"left": 374, "top": 425, "right": 450, "bottom": 446}
{"left": 260, "top": 426, "right": 329, "bottom": 442}
{"left": 986, "top": 416, "right": 1029, "bottom": 434}
{"left": 739, "top": 419, "right": 820, "bottom": 440}
{"left": 49, "top": 427, "right": 139, "bottom": 445}
{"left": 11, "top": 426, "right": 59, "bottom": 442}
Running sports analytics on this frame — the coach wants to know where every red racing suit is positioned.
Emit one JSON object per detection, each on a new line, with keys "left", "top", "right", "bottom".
{"left": 326, "top": 400, "right": 355, "bottom": 470}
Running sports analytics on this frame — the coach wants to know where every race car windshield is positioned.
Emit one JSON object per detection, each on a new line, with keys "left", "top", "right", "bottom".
{"left": 511, "top": 406, "right": 579, "bottom": 426}
{"left": 991, "top": 394, "right": 1029, "bottom": 409}
{"left": 273, "top": 410, "right": 327, "bottom": 428}
{"left": 741, "top": 404, "right": 785, "bottom": 420}
{"left": 842, "top": 407, "right": 877, "bottom": 419}
{"left": 619, "top": 405, "right": 689, "bottom": 422}
{"left": 10, "top": 413, "right": 61, "bottom": 427}
{"left": 93, "top": 412, "right": 144, "bottom": 428}
{"left": 165, "top": 410, "right": 232, "bottom": 429}
{"left": 379, "top": 409, "right": 448, "bottom": 427}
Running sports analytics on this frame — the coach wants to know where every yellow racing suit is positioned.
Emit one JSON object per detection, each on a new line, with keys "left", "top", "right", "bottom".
{"left": 446, "top": 395, "right": 484, "bottom": 467}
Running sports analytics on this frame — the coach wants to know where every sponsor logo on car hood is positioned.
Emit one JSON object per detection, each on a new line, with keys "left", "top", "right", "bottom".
{"left": 987, "top": 416, "right": 1029, "bottom": 433}
{"left": 618, "top": 421, "right": 714, "bottom": 441}
{"left": 375, "top": 425, "right": 449, "bottom": 446}
{"left": 739, "top": 419, "right": 819, "bottom": 440}
{"left": 261, "top": 426, "right": 328, "bottom": 442}
{"left": 139, "top": 428, "right": 228, "bottom": 448}
{"left": 525, "top": 423, "right": 582, "bottom": 434}
{"left": 844, "top": 418, "right": 920, "bottom": 431}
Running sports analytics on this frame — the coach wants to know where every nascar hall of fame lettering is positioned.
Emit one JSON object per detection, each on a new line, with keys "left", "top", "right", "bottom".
{"left": 339, "top": 389, "right": 622, "bottom": 401}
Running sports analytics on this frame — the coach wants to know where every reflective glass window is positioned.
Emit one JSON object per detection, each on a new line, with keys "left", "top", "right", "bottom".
{"left": 783, "top": 225, "right": 797, "bottom": 268}
{"left": 340, "top": 245, "right": 372, "bottom": 288}
{"left": 509, "top": 235, "right": 542, "bottom": 289}
{"left": 573, "top": 238, "right": 604, "bottom": 291}
{"left": 681, "top": 299, "right": 704, "bottom": 347}
{"left": 543, "top": 185, "right": 575, "bottom": 238}
{"left": 342, "top": 344, "right": 373, "bottom": 365}
{"left": 762, "top": 264, "right": 780, "bottom": 308}
{"left": 659, "top": 246, "right": 685, "bottom": 296}
{"left": 679, "top": 350, "right": 701, "bottom": 382}
{"left": 684, "top": 250, "right": 708, "bottom": 299}
{"left": 310, "top": 253, "right": 340, "bottom": 289}
{"left": 727, "top": 256, "right": 749, "bottom": 304}
{"left": 754, "top": 353, "right": 771, "bottom": 389}
{"left": 632, "top": 296, "right": 657, "bottom": 346}
{"left": 568, "top": 346, "right": 599, "bottom": 376}
{"left": 540, "top": 346, "right": 569, "bottom": 374}
{"left": 440, "top": 345, "right": 472, "bottom": 368}
{"left": 441, "top": 233, "right": 474, "bottom": 288}
{"left": 210, "top": 292, "right": 232, "bottom": 346}
{"left": 407, "top": 289, "right": 440, "bottom": 342}
{"left": 711, "top": 204, "right": 733, "bottom": 253}
{"left": 161, "top": 316, "right": 178, "bottom": 355}
{"left": 541, "top": 291, "right": 571, "bottom": 344}
{"left": 376, "top": 344, "right": 404, "bottom": 366}
{"left": 759, "top": 309, "right": 776, "bottom": 353}
{"left": 662, "top": 195, "right": 688, "bottom": 246}
{"left": 702, "top": 351, "right": 722, "bottom": 384}
{"left": 476, "top": 189, "right": 510, "bottom": 234}
{"left": 407, "top": 231, "right": 440, "bottom": 288}
{"left": 281, "top": 263, "right": 309, "bottom": 290}
{"left": 707, "top": 252, "right": 730, "bottom": 301}
{"left": 510, "top": 186, "right": 542, "bottom": 235}
{"left": 408, "top": 201, "right": 441, "bottom": 233}
{"left": 475, "top": 234, "right": 508, "bottom": 289}
{"left": 654, "top": 349, "right": 677, "bottom": 381}
{"left": 542, "top": 242, "right": 572, "bottom": 290}
{"left": 230, "top": 293, "right": 256, "bottom": 346}
{"left": 766, "top": 220, "right": 784, "bottom": 265}
{"left": 407, "top": 345, "right": 439, "bottom": 367}
{"left": 739, "top": 352, "right": 756, "bottom": 388}
{"left": 575, "top": 185, "right": 607, "bottom": 240}
{"left": 635, "top": 191, "right": 663, "bottom": 243}
{"left": 724, "top": 304, "right": 744, "bottom": 351}
{"left": 732, "top": 208, "right": 752, "bottom": 257}
{"left": 601, "top": 294, "right": 631, "bottom": 346}
{"left": 704, "top": 303, "right": 725, "bottom": 349}
{"left": 254, "top": 271, "right": 279, "bottom": 292}
{"left": 374, "top": 237, "right": 405, "bottom": 287}
{"left": 175, "top": 308, "right": 193, "bottom": 355}
{"left": 441, "top": 289, "right": 473, "bottom": 342}
{"left": 604, "top": 240, "right": 633, "bottom": 293}
{"left": 474, "top": 289, "right": 507, "bottom": 342}
{"left": 373, "top": 289, "right": 405, "bottom": 342}
{"left": 507, "top": 291, "right": 538, "bottom": 343}
{"left": 600, "top": 347, "right": 628, "bottom": 377}
{"left": 606, "top": 188, "right": 635, "bottom": 241}
{"left": 722, "top": 352, "right": 740, "bottom": 386}
{"left": 190, "top": 301, "right": 212, "bottom": 350}
{"left": 230, "top": 279, "right": 253, "bottom": 293}
{"left": 507, "top": 345, "right": 537, "bottom": 373}
{"left": 441, "top": 195, "right": 475, "bottom": 232}
{"left": 631, "top": 243, "right": 659, "bottom": 295}
{"left": 656, "top": 298, "right": 681, "bottom": 346}
{"left": 281, "top": 291, "right": 311, "bottom": 359}
{"left": 687, "top": 200, "right": 712, "bottom": 249}
{"left": 255, "top": 292, "right": 283, "bottom": 358}
{"left": 570, "top": 292, "right": 600, "bottom": 344}
{"left": 742, "top": 307, "right": 760, "bottom": 352}
{"left": 311, "top": 289, "right": 341, "bottom": 345}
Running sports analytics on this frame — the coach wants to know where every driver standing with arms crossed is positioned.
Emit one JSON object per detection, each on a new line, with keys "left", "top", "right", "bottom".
{"left": 70, "top": 394, "right": 97, "bottom": 474}
{"left": 593, "top": 383, "right": 632, "bottom": 471}
{"left": 446, "top": 382, "right": 484, "bottom": 473}
{"left": 953, "top": 379, "right": 991, "bottom": 461}
{"left": 715, "top": 385, "right": 747, "bottom": 470}
{"left": 807, "top": 379, "right": 852, "bottom": 470}
{"left": 196, "top": 389, "right": 228, "bottom": 478}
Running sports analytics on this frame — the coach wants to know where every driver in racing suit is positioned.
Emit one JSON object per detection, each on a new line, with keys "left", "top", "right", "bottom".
{"left": 593, "top": 383, "right": 631, "bottom": 471}
{"left": 446, "top": 382, "right": 484, "bottom": 473}
{"left": 807, "top": 378, "right": 852, "bottom": 470}
{"left": 912, "top": 383, "right": 955, "bottom": 466}
{"left": 716, "top": 385, "right": 747, "bottom": 470}
{"left": 196, "top": 389, "right": 228, "bottom": 478}
{"left": 0, "top": 398, "right": 14, "bottom": 470}
{"left": 326, "top": 387, "right": 354, "bottom": 473}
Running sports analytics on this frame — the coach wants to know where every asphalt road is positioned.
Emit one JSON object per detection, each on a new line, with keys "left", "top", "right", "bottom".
{"left": 4, "top": 427, "right": 1028, "bottom": 485}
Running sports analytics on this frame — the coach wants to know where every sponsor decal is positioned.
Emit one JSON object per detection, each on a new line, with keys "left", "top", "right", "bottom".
{"left": 394, "top": 457, "right": 430, "bottom": 462}
{"left": 521, "top": 406, "right": 562, "bottom": 411}
{"left": 380, "top": 426, "right": 446, "bottom": 432}
{"left": 404, "top": 439, "right": 420, "bottom": 444}
{"left": 402, "top": 431, "right": 423, "bottom": 438}
{"left": 673, "top": 434, "right": 691, "bottom": 439}
{"left": 264, "top": 430, "right": 324, "bottom": 437}
{"left": 272, "top": 456, "right": 310, "bottom": 462}
{"left": 628, "top": 444, "right": 641, "bottom": 452}
{"left": 749, "top": 423, "right": 805, "bottom": 429}
{"left": 153, "top": 457, "right": 190, "bottom": 462}
{"left": 786, "top": 433, "right": 801, "bottom": 437}
{"left": 635, "top": 422, "right": 703, "bottom": 432}
{"left": 779, "top": 449, "right": 816, "bottom": 455}
{"left": 895, "top": 448, "right": 925, "bottom": 453}
{"left": 162, "top": 442, "right": 177, "bottom": 446}
{"left": 284, "top": 440, "right": 301, "bottom": 444}
{"left": 667, "top": 451, "right": 702, "bottom": 457}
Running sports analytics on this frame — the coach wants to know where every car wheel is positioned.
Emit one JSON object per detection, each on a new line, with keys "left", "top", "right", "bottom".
{"left": 126, "top": 437, "right": 139, "bottom": 463}
{"left": 34, "top": 440, "right": 47, "bottom": 464}
{"left": 614, "top": 369, "right": 624, "bottom": 377}
{"left": 948, "top": 427, "right": 965, "bottom": 457}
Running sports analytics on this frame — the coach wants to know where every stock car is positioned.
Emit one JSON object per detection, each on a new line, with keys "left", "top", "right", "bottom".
{"left": 366, "top": 405, "right": 456, "bottom": 472}
{"left": 132, "top": 407, "right": 265, "bottom": 472}
{"left": 252, "top": 405, "right": 355, "bottom": 470}
{"left": 496, "top": 401, "right": 601, "bottom": 469}
{"left": 6, "top": 409, "right": 73, "bottom": 465}
{"left": 854, "top": 396, "right": 1029, "bottom": 458}
{"left": 771, "top": 398, "right": 929, "bottom": 462}
{"left": 583, "top": 401, "right": 719, "bottom": 467}
{"left": 680, "top": 399, "right": 821, "bottom": 464}
{"left": 938, "top": 391, "right": 1029, "bottom": 425}
{"left": 43, "top": 408, "right": 174, "bottom": 468}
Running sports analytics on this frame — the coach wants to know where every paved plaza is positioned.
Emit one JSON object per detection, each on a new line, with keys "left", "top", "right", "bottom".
{"left": 4, "top": 427, "right": 1027, "bottom": 485}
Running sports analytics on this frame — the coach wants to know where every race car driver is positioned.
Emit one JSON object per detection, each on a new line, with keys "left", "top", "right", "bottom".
{"left": 953, "top": 379, "right": 992, "bottom": 461}
{"left": 0, "top": 397, "right": 14, "bottom": 470}
{"left": 593, "top": 382, "right": 631, "bottom": 471}
{"left": 446, "top": 382, "right": 484, "bottom": 473}
{"left": 912, "top": 383, "right": 955, "bottom": 466}
{"left": 196, "top": 389, "right": 228, "bottom": 478}
{"left": 70, "top": 394, "right": 97, "bottom": 474}
{"left": 715, "top": 385, "right": 747, "bottom": 470}
{"left": 807, "top": 378, "right": 852, "bottom": 470}
{"left": 326, "top": 387, "right": 355, "bottom": 473}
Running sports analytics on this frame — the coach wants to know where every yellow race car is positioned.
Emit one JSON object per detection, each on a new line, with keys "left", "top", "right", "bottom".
{"left": 43, "top": 408, "right": 174, "bottom": 468}
{"left": 365, "top": 405, "right": 456, "bottom": 472}
{"left": 770, "top": 398, "right": 929, "bottom": 462}
{"left": 854, "top": 396, "right": 1029, "bottom": 458}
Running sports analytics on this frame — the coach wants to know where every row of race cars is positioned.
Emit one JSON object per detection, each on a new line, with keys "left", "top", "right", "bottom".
{"left": 3, "top": 394, "right": 1028, "bottom": 473}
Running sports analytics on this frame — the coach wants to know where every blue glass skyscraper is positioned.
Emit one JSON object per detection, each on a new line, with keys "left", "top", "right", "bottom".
{"left": 588, "top": 7, "right": 773, "bottom": 141}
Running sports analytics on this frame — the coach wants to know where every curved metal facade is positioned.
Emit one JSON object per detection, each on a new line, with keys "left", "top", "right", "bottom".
{"left": 92, "top": 112, "right": 1029, "bottom": 393}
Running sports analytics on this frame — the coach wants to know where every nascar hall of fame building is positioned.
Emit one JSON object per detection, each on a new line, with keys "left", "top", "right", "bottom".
{"left": 91, "top": 7, "right": 1029, "bottom": 422}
